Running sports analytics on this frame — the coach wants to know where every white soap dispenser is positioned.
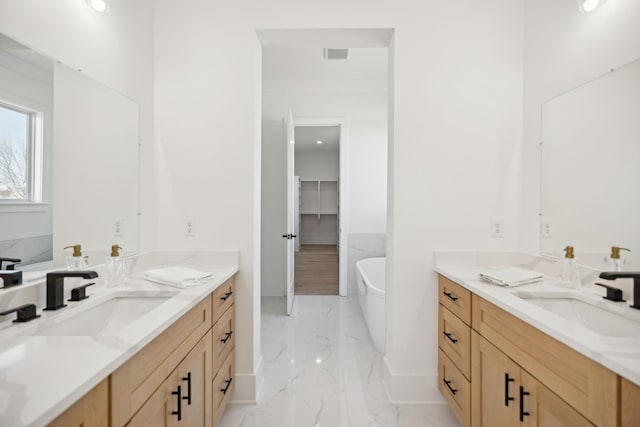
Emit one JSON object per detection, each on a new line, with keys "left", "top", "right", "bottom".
{"left": 605, "top": 246, "right": 630, "bottom": 272}
{"left": 560, "top": 245, "right": 581, "bottom": 289}
{"left": 104, "top": 245, "right": 125, "bottom": 288}
{"left": 64, "top": 245, "right": 89, "bottom": 271}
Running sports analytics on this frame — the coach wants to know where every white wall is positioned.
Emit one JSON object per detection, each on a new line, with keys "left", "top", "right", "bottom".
{"left": 0, "top": 0, "right": 156, "bottom": 253}
{"left": 155, "top": 0, "right": 524, "bottom": 403}
{"left": 0, "top": 50, "right": 52, "bottom": 245}
{"left": 521, "top": 0, "right": 640, "bottom": 255}
{"left": 296, "top": 151, "right": 339, "bottom": 179}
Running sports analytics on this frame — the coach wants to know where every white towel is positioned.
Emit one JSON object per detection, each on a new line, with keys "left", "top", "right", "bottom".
{"left": 143, "top": 266, "right": 214, "bottom": 289}
{"left": 479, "top": 267, "right": 543, "bottom": 287}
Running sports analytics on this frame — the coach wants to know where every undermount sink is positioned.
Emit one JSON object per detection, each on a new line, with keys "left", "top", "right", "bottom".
{"left": 31, "top": 291, "right": 177, "bottom": 336}
{"left": 513, "top": 291, "right": 640, "bottom": 339}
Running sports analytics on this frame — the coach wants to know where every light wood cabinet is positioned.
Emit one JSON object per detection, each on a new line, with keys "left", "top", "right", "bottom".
{"left": 621, "top": 378, "right": 640, "bottom": 427}
{"left": 474, "top": 296, "right": 617, "bottom": 427}
{"left": 471, "top": 332, "right": 519, "bottom": 427}
{"left": 437, "top": 274, "right": 634, "bottom": 427}
{"left": 438, "top": 275, "right": 472, "bottom": 427}
{"left": 472, "top": 333, "right": 592, "bottom": 427}
{"left": 47, "top": 379, "right": 109, "bottom": 427}
{"left": 129, "top": 332, "right": 212, "bottom": 427}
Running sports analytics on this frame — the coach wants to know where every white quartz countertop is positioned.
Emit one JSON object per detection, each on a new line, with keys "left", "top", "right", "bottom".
{"left": 436, "top": 264, "right": 640, "bottom": 387}
{"left": 0, "top": 251, "right": 238, "bottom": 427}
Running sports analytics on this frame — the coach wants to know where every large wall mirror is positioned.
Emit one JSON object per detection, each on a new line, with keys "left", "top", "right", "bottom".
{"left": 0, "top": 32, "right": 139, "bottom": 269}
{"left": 541, "top": 58, "right": 640, "bottom": 270}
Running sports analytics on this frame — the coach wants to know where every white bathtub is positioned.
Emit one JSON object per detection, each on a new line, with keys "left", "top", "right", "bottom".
{"left": 356, "top": 257, "right": 385, "bottom": 353}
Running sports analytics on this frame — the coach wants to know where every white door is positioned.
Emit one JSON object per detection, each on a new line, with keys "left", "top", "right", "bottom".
{"left": 284, "top": 110, "right": 296, "bottom": 315}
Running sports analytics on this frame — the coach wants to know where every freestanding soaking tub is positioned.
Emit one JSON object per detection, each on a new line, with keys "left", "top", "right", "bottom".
{"left": 356, "top": 257, "right": 386, "bottom": 353}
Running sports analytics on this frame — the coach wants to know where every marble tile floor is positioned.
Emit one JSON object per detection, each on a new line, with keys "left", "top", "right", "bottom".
{"left": 219, "top": 296, "right": 460, "bottom": 427}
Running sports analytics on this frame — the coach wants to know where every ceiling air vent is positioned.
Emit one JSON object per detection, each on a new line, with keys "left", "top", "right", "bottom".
{"left": 323, "top": 48, "right": 349, "bottom": 60}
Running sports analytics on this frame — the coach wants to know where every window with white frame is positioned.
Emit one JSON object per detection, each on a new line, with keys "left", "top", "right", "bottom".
{"left": 0, "top": 100, "right": 43, "bottom": 202}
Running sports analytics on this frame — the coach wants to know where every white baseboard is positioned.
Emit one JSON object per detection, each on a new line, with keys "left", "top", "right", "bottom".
{"left": 382, "top": 356, "right": 446, "bottom": 404}
{"left": 230, "top": 354, "right": 264, "bottom": 404}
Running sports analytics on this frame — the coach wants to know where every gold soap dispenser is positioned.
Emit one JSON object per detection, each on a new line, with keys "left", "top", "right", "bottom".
{"left": 560, "top": 245, "right": 581, "bottom": 289}
{"left": 606, "top": 246, "right": 630, "bottom": 272}
{"left": 104, "top": 245, "right": 124, "bottom": 288}
{"left": 64, "top": 245, "right": 89, "bottom": 271}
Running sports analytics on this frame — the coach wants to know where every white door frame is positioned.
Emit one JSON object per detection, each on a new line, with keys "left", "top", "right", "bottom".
{"left": 294, "top": 117, "right": 348, "bottom": 297}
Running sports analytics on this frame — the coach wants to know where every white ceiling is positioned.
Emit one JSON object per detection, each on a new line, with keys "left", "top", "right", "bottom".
{"left": 295, "top": 126, "right": 340, "bottom": 154}
{"left": 256, "top": 28, "right": 393, "bottom": 49}
{"left": 263, "top": 47, "right": 388, "bottom": 87}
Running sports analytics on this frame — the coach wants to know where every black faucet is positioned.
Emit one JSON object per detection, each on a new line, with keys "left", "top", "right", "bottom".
{"left": 44, "top": 271, "right": 98, "bottom": 311}
{"left": 599, "top": 272, "right": 640, "bottom": 310}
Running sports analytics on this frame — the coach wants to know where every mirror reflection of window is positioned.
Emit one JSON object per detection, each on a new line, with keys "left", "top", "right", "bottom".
{"left": 0, "top": 101, "right": 43, "bottom": 202}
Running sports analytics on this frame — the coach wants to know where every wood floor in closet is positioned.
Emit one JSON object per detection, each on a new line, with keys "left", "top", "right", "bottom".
{"left": 295, "top": 244, "right": 338, "bottom": 295}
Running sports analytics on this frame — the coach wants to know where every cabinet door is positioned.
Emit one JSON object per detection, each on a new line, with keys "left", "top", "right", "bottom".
{"left": 472, "top": 333, "right": 519, "bottom": 427}
{"left": 621, "top": 378, "right": 640, "bottom": 427}
{"left": 520, "top": 370, "right": 593, "bottom": 427}
{"left": 127, "top": 371, "right": 179, "bottom": 427}
{"left": 178, "top": 331, "right": 212, "bottom": 427}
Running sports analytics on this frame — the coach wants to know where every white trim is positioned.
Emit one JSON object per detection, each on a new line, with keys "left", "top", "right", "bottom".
{"left": 294, "top": 117, "right": 349, "bottom": 297}
{"left": 230, "top": 354, "right": 264, "bottom": 404}
{"left": 0, "top": 202, "right": 50, "bottom": 213}
{"left": 382, "top": 356, "right": 446, "bottom": 404}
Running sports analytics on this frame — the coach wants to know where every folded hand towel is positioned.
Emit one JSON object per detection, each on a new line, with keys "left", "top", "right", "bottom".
{"left": 479, "top": 267, "right": 543, "bottom": 287}
{"left": 143, "top": 266, "right": 214, "bottom": 289}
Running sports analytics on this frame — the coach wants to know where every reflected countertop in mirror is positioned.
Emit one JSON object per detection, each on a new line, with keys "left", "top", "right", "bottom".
{"left": 540, "top": 57, "right": 640, "bottom": 270}
{"left": 0, "top": 32, "right": 140, "bottom": 269}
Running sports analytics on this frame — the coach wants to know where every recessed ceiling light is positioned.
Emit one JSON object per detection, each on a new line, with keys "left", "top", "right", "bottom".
{"left": 316, "top": 140, "right": 323, "bottom": 145}
{"left": 86, "top": 0, "right": 111, "bottom": 13}
{"left": 579, "top": 0, "right": 605, "bottom": 12}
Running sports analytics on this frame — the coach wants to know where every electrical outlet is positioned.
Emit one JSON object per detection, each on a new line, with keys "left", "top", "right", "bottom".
{"left": 113, "top": 219, "right": 124, "bottom": 237}
{"left": 541, "top": 218, "right": 553, "bottom": 238}
{"left": 184, "top": 219, "right": 195, "bottom": 237}
{"left": 490, "top": 218, "right": 504, "bottom": 238}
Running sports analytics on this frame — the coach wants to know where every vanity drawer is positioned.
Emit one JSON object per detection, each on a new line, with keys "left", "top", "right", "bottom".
{"left": 212, "top": 277, "right": 235, "bottom": 323}
{"left": 438, "top": 275, "right": 472, "bottom": 325}
{"left": 212, "top": 349, "right": 235, "bottom": 426}
{"left": 438, "top": 349, "right": 471, "bottom": 427}
{"left": 212, "top": 303, "right": 235, "bottom": 375}
{"left": 110, "top": 295, "right": 212, "bottom": 427}
{"left": 439, "top": 304, "right": 471, "bottom": 380}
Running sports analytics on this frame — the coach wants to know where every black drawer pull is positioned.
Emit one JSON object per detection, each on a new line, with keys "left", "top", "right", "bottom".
{"left": 220, "top": 378, "right": 233, "bottom": 395}
{"left": 443, "top": 378, "right": 457, "bottom": 395}
{"left": 182, "top": 372, "right": 192, "bottom": 405}
{"left": 221, "top": 331, "right": 233, "bottom": 344}
{"left": 443, "top": 291, "right": 458, "bottom": 302}
{"left": 443, "top": 332, "right": 458, "bottom": 344}
{"left": 171, "top": 385, "right": 182, "bottom": 420}
{"left": 519, "top": 386, "right": 530, "bottom": 421}
{"left": 220, "top": 291, "right": 233, "bottom": 301}
{"left": 504, "top": 373, "right": 515, "bottom": 407}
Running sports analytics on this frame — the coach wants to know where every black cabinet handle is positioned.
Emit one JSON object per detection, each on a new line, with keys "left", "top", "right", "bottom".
{"left": 182, "top": 372, "right": 192, "bottom": 406}
{"left": 504, "top": 373, "right": 515, "bottom": 407}
{"left": 443, "top": 378, "right": 457, "bottom": 395}
{"left": 291, "top": 234, "right": 297, "bottom": 238}
{"left": 519, "top": 386, "right": 530, "bottom": 421}
{"left": 443, "top": 291, "right": 458, "bottom": 302}
{"left": 443, "top": 332, "right": 458, "bottom": 344}
{"left": 171, "top": 385, "right": 182, "bottom": 421}
{"left": 220, "top": 291, "right": 233, "bottom": 301}
{"left": 220, "top": 378, "right": 233, "bottom": 395}
{"left": 221, "top": 331, "right": 233, "bottom": 344}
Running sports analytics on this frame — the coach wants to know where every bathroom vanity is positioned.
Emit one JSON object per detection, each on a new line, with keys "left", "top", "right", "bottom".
{"left": 436, "top": 264, "right": 640, "bottom": 427}
{"left": 0, "top": 252, "right": 238, "bottom": 427}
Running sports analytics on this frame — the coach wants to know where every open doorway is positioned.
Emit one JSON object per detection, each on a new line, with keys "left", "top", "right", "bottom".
{"left": 294, "top": 125, "right": 340, "bottom": 295}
